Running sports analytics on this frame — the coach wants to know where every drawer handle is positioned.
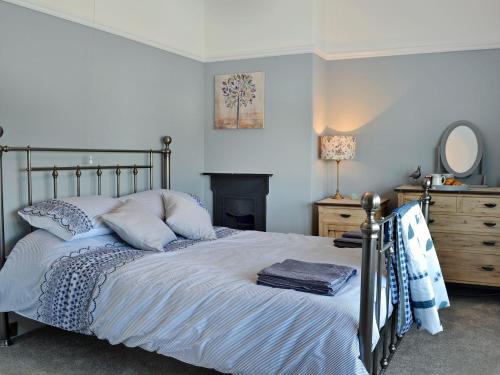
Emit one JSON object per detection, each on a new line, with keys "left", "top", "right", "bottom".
{"left": 429, "top": 201, "right": 436, "bottom": 206}
{"left": 484, "top": 203, "right": 497, "bottom": 208}
{"left": 484, "top": 222, "right": 497, "bottom": 228}
{"left": 340, "top": 213, "right": 351, "bottom": 218}
{"left": 481, "top": 265, "right": 495, "bottom": 272}
{"left": 428, "top": 219, "right": 435, "bottom": 224}
{"left": 483, "top": 241, "right": 497, "bottom": 247}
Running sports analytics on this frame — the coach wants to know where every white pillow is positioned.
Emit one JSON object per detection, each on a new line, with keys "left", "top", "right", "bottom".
{"left": 120, "top": 189, "right": 208, "bottom": 220}
{"left": 18, "top": 196, "right": 120, "bottom": 241}
{"left": 101, "top": 200, "right": 177, "bottom": 251}
{"left": 162, "top": 191, "right": 216, "bottom": 240}
{"left": 119, "top": 189, "right": 166, "bottom": 219}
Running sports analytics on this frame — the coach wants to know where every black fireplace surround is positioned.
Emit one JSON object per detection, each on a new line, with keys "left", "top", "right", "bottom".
{"left": 203, "top": 173, "right": 272, "bottom": 231}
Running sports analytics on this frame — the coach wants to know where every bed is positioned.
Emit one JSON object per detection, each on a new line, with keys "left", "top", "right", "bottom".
{"left": 0, "top": 129, "right": 433, "bottom": 375}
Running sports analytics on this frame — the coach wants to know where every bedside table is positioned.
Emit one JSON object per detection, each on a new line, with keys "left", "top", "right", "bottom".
{"left": 315, "top": 197, "right": 389, "bottom": 238}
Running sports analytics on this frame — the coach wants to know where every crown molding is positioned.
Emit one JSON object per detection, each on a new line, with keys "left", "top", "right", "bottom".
{"left": 4, "top": 0, "right": 500, "bottom": 64}
{"left": 206, "top": 40, "right": 500, "bottom": 62}
{"left": 314, "top": 41, "right": 500, "bottom": 61}
{"left": 2, "top": 0, "right": 205, "bottom": 62}
{"left": 204, "top": 44, "right": 316, "bottom": 62}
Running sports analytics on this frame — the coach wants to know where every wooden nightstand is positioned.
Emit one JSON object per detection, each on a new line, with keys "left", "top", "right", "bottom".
{"left": 315, "top": 197, "right": 389, "bottom": 238}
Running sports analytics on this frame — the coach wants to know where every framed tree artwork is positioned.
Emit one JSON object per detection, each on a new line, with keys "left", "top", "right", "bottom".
{"left": 214, "top": 72, "right": 264, "bottom": 129}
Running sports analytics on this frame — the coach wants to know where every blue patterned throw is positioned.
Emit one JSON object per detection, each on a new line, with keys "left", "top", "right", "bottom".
{"left": 37, "top": 227, "right": 241, "bottom": 334}
{"left": 37, "top": 242, "right": 144, "bottom": 334}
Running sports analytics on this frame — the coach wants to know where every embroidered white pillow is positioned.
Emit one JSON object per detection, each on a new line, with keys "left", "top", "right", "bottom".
{"left": 101, "top": 200, "right": 177, "bottom": 251}
{"left": 119, "top": 189, "right": 166, "bottom": 219}
{"left": 18, "top": 196, "right": 120, "bottom": 241}
{"left": 162, "top": 191, "right": 216, "bottom": 240}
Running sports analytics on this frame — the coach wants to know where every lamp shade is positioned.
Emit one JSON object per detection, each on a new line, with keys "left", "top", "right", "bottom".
{"left": 320, "top": 135, "right": 356, "bottom": 161}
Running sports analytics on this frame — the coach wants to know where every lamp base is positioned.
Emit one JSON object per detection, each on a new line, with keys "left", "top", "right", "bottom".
{"left": 331, "top": 191, "right": 343, "bottom": 200}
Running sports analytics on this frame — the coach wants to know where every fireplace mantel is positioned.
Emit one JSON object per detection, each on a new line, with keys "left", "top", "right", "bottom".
{"left": 202, "top": 173, "right": 273, "bottom": 231}
{"left": 202, "top": 173, "right": 273, "bottom": 177}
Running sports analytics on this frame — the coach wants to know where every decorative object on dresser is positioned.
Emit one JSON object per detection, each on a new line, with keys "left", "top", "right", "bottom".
{"left": 315, "top": 196, "right": 389, "bottom": 238}
{"left": 408, "top": 165, "right": 422, "bottom": 184}
{"left": 437, "top": 120, "right": 485, "bottom": 185}
{"left": 203, "top": 173, "right": 272, "bottom": 231}
{"left": 214, "top": 72, "right": 265, "bottom": 129}
{"left": 396, "top": 184, "right": 500, "bottom": 287}
{"left": 320, "top": 135, "right": 356, "bottom": 199}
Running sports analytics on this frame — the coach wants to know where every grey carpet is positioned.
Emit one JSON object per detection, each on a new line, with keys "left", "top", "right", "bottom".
{"left": 1, "top": 290, "right": 499, "bottom": 375}
{"left": 385, "top": 289, "right": 500, "bottom": 375}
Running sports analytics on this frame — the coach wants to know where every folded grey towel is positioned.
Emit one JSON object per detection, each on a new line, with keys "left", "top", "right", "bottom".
{"left": 334, "top": 237, "right": 362, "bottom": 248}
{"left": 257, "top": 278, "right": 334, "bottom": 295}
{"left": 257, "top": 259, "right": 356, "bottom": 296}
{"left": 342, "top": 230, "right": 362, "bottom": 239}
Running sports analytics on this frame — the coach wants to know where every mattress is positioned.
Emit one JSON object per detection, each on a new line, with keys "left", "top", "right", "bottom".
{"left": 0, "top": 228, "right": 392, "bottom": 375}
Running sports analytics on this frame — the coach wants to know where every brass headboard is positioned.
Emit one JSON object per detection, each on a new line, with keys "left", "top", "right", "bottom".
{"left": 0, "top": 127, "right": 172, "bottom": 346}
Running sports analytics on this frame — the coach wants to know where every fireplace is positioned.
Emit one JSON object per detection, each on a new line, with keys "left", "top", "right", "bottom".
{"left": 203, "top": 173, "right": 272, "bottom": 231}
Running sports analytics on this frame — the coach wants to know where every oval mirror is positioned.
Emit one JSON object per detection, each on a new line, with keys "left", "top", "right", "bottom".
{"left": 439, "top": 121, "right": 484, "bottom": 178}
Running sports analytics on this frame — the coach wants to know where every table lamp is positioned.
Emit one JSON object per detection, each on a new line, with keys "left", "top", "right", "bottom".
{"left": 320, "top": 135, "right": 356, "bottom": 199}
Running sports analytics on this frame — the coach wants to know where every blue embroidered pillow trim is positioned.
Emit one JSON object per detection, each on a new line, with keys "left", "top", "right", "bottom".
{"left": 187, "top": 193, "right": 209, "bottom": 211}
{"left": 21, "top": 199, "right": 93, "bottom": 236}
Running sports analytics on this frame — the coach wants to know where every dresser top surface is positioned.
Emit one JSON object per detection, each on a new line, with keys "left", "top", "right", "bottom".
{"left": 315, "top": 196, "right": 389, "bottom": 207}
{"left": 395, "top": 184, "right": 500, "bottom": 195}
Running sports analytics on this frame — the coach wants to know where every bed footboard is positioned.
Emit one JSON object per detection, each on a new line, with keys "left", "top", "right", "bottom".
{"left": 358, "top": 180, "right": 431, "bottom": 374}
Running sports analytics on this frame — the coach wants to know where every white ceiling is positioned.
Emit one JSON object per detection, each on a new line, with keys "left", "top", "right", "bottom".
{"left": 4, "top": 0, "right": 500, "bottom": 62}
{"left": 317, "top": 0, "right": 500, "bottom": 60}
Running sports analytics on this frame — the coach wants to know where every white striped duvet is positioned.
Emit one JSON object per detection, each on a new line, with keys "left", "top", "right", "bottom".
{"left": 0, "top": 229, "right": 391, "bottom": 375}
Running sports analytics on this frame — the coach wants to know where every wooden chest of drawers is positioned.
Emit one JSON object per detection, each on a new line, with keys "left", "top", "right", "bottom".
{"left": 315, "top": 197, "right": 389, "bottom": 239}
{"left": 396, "top": 185, "right": 500, "bottom": 287}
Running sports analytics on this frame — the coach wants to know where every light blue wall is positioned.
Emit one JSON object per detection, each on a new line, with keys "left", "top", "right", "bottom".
{"left": 0, "top": 1, "right": 205, "bottom": 247}
{"left": 314, "top": 49, "right": 500, "bottom": 209}
{"left": 204, "top": 55, "right": 314, "bottom": 234}
{"left": 204, "top": 50, "right": 500, "bottom": 235}
{"left": 2, "top": 2, "right": 500, "bottom": 242}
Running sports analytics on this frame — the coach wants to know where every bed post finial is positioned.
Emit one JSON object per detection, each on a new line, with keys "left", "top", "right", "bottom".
{"left": 359, "top": 192, "right": 381, "bottom": 374}
{"left": 162, "top": 136, "right": 172, "bottom": 190}
{"left": 421, "top": 178, "right": 431, "bottom": 224}
{"left": 163, "top": 135, "right": 172, "bottom": 147}
{"left": 361, "top": 192, "right": 381, "bottom": 216}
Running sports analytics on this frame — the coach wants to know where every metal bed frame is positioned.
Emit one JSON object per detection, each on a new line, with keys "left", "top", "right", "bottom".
{"left": 0, "top": 126, "right": 432, "bottom": 375}
{"left": 359, "top": 180, "right": 431, "bottom": 374}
